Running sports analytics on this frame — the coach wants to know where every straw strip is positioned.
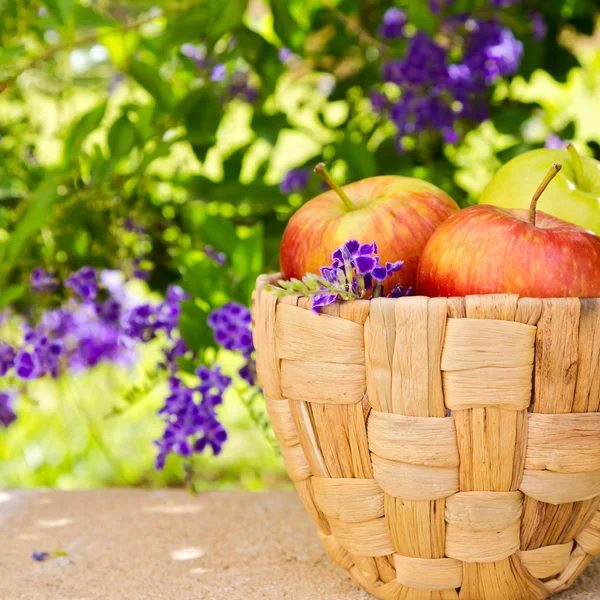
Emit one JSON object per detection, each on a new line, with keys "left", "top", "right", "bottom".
{"left": 394, "top": 555, "right": 463, "bottom": 591}
{"left": 526, "top": 412, "right": 600, "bottom": 473}
{"left": 518, "top": 542, "right": 574, "bottom": 579}
{"left": 312, "top": 477, "right": 384, "bottom": 523}
{"left": 367, "top": 410, "right": 459, "bottom": 467}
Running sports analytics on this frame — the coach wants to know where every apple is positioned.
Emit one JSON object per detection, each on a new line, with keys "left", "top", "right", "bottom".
{"left": 417, "top": 164, "right": 600, "bottom": 298}
{"left": 480, "top": 144, "right": 600, "bottom": 235}
{"left": 280, "top": 163, "right": 459, "bottom": 291}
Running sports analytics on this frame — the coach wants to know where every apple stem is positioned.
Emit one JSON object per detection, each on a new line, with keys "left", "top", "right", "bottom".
{"left": 314, "top": 162, "right": 358, "bottom": 211}
{"left": 566, "top": 143, "right": 587, "bottom": 190}
{"left": 529, "top": 163, "right": 562, "bottom": 227}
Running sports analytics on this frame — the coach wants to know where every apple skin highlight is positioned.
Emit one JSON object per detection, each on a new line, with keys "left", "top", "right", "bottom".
{"left": 280, "top": 176, "right": 459, "bottom": 292}
{"left": 416, "top": 204, "right": 600, "bottom": 298}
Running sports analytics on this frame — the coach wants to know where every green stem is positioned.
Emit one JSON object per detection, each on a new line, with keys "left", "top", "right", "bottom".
{"left": 529, "top": 163, "right": 562, "bottom": 227}
{"left": 566, "top": 143, "right": 587, "bottom": 190}
{"left": 314, "top": 163, "right": 358, "bottom": 211}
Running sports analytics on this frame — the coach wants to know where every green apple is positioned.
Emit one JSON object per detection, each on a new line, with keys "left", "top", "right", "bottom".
{"left": 480, "top": 144, "right": 600, "bottom": 235}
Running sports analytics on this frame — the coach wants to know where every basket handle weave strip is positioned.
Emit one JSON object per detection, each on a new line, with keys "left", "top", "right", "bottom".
{"left": 253, "top": 275, "right": 600, "bottom": 600}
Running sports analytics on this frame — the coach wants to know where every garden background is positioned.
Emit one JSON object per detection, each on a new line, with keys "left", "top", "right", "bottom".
{"left": 0, "top": 0, "right": 599, "bottom": 490}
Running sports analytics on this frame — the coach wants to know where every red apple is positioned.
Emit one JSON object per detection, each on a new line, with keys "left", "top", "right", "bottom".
{"left": 280, "top": 164, "right": 459, "bottom": 291}
{"left": 417, "top": 164, "right": 600, "bottom": 298}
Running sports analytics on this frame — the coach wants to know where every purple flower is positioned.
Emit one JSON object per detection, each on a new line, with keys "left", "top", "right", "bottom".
{"left": 239, "top": 359, "right": 256, "bottom": 386}
{"left": 164, "top": 338, "right": 190, "bottom": 371}
{"left": 194, "top": 419, "right": 227, "bottom": 455}
{"left": 428, "top": 0, "right": 456, "bottom": 14}
{"left": 65, "top": 267, "right": 98, "bottom": 300}
{"left": 196, "top": 365, "right": 231, "bottom": 402}
{"left": 379, "top": 8, "right": 406, "bottom": 39}
{"left": 14, "top": 350, "right": 41, "bottom": 380}
{"left": 530, "top": 11, "right": 547, "bottom": 41}
{"left": 0, "top": 389, "right": 17, "bottom": 427}
{"left": 204, "top": 245, "right": 226, "bottom": 266}
{"left": 208, "top": 302, "right": 253, "bottom": 357}
{"left": 278, "top": 47, "right": 294, "bottom": 64}
{"left": 31, "top": 268, "right": 57, "bottom": 293}
{"left": 370, "top": 90, "right": 387, "bottom": 114}
{"left": 108, "top": 73, "right": 124, "bottom": 94}
{"left": 210, "top": 63, "right": 227, "bottom": 82}
{"left": 545, "top": 134, "right": 564, "bottom": 149}
{"left": 159, "top": 377, "right": 196, "bottom": 417}
{"left": 32, "top": 551, "right": 49, "bottom": 562}
{"left": 0, "top": 342, "right": 15, "bottom": 376}
{"left": 181, "top": 43, "right": 208, "bottom": 69}
{"left": 229, "top": 72, "right": 257, "bottom": 103}
{"left": 279, "top": 168, "right": 310, "bottom": 194}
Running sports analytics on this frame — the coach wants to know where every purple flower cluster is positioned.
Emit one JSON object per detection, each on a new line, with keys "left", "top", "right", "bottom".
{"left": 313, "top": 240, "right": 408, "bottom": 311}
{"left": 31, "top": 268, "right": 57, "bottom": 293}
{"left": 208, "top": 302, "right": 256, "bottom": 386}
{"left": 181, "top": 42, "right": 257, "bottom": 103}
{"left": 374, "top": 5, "right": 532, "bottom": 148}
{"left": 155, "top": 367, "right": 230, "bottom": 469}
{"left": 1, "top": 267, "right": 196, "bottom": 429}
{"left": 279, "top": 169, "right": 311, "bottom": 195}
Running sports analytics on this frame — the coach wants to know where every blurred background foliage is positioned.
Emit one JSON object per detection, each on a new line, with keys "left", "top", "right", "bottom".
{"left": 0, "top": 0, "right": 599, "bottom": 488}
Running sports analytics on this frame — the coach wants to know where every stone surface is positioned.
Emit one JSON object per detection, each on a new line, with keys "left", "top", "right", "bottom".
{"left": 0, "top": 489, "right": 598, "bottom": 599}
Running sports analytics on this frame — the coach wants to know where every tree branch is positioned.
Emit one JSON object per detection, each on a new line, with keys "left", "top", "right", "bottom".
{"left": 1, "top": 4, "right": 192, "bottom": 88}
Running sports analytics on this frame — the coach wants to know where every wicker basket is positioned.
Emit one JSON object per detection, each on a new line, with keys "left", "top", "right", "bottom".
{"left": 253, "top": 273, "right": 600, "bottom": 600}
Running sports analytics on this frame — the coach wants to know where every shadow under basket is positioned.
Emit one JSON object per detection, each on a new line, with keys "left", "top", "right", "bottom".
{"left": 253, "top": 273, "right": 600, "bottom": 600}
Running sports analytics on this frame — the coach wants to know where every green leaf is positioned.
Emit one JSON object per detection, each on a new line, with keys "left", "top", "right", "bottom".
{"left": 128, "top": 58, "right": 174, "bottom": 110}
{"left": 497, "top": 142, "right": 534, "bottom": 164}
{"left": 43, "top": 0, "right": 74, "bottom": 26}
{"left": 108, "top": 115, "right": 138, "bottom": 163}
{"left": 181, "top": 88, "right": 221, "bottom": 162}
{"left": 231, "top": 223, "right": 263, "bottom": 303}
{"left": 271, "top": 0, "right": 298, "bottom": 47}
{"left": 0, "top": 284, "right": 27, "bottom": 309}
{"left": 336, "top": 138, "right": 377, "bottom": 180}
{"left": 166, "top": 1, "right": 248, "bottom": 44}
{"left": 0, "top": 182, "right": 59, "bottom": 285}
{"left": 179, "top": 300, "right": 213, "bottom": 353}
{"left": 62, "top": 102, "right": 107, "bottom": 166}
{"left": 180, "top": 206, "right": 238, "bottom": 256}
{"left": 405, "top": 0, "right": 437, "bottom": 35}
{"left": 492, "top": 103, "right": 537, "bottom": 136}
{"left": 72, "top": 5, "right": 116, "bottom": 27}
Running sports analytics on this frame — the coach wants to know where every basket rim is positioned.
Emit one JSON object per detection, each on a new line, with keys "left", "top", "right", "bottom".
{"left": 256, "top": 273, "right": 600, "bottom": 303}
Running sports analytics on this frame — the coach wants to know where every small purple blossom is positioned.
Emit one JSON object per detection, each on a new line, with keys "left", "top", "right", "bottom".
{"left": 181, "top": 43, "right": 209, "bottom": 69}
{"left": 204, "top": 245, "right": 226, "bottom": 266}
{"left": 31, "top": 268, "right": 57, "bottom": 293}
{"left": 208, "top": 302, "right": 253, "bottom": 357}
{"left": 108, "top": 73, "right": 124, "bottom": 94}
{"left": 278, "top": 47, "right": 294, "bottom": 64}
{"left": 545, "top": 134, "right": 564, "bottom": 149}
{"left": 32, "top": 551, "right": 50, "bottom": 562}
{"left": 194, "top": 419, "right": 227, "bottom": 455}
{"left": 379, "top": 8, "right": 406, "bottom": 39}
{"left": 369, "top": 90, "right": 387, "bottom": 114}
{"left": 279, "top": 169, "right": 310, "bottom": 194}
{"left": 307, "top": 239, "right": 409, "bottom": 313}
{"left": 530, "top": 11, "right": 547, "bottom": 41}
{"left": 0, "top": 342, "right": 15, "bottom": 376}
{"left": 210, "top": 63, "right": 227, "bottom": 82}
{"left": 0, "top": 389, "right": 17, "bottom": 427}
{"left": 65, "top": 267, "right": 98, "bottom": 300}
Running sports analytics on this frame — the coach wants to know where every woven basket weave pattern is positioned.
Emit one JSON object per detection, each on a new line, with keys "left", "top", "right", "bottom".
{"left": 253, "top": 274, "right": 600, "bottom": 600}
